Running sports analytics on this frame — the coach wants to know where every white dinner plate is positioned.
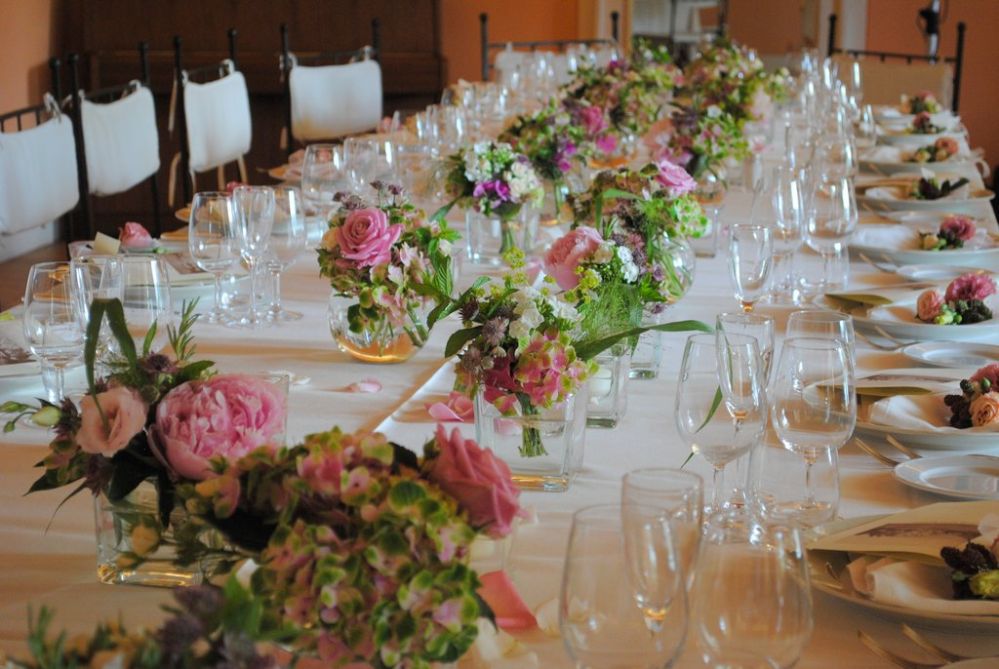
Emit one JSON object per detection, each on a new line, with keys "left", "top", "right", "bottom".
{"left": 896, "top": 264, "right": 996, "bottom": 282}
{"left": 850, "top": 223, "right": 999, "bottom": 269}
{"left": 902, "top": 341, "right": 999, "bottom": 368}
{"left": 894, "top": 455, "right": 999, "bottom": 500}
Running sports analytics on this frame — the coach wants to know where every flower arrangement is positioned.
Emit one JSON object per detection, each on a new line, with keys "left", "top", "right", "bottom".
{"left": 319, "top": 183, "right": 458, "bottom": 352}
{"left": 941, "top": 540, "right": 999, "bottom": 600}
{"left": 916, "top": 272, "right": 996, "bottom": 324}
{"left": 902, "top": 90, "right": 942, "bottom": 115}
{"left": 918, "top": 215, "right": 977, "bottom": 250}
{"left": 644, "top": 104, "right": 748, "bottom": 179}
{"left": 907, "top": 175, "right": 969, "bottom": 200}
{"left": 908, "top": 111, "right": 944, "bottom": 135}
{"left": 943, "top": 363, "right": 999, "bottom": 429}
{"left": 909, "top": 136, "right": 959, "bottom": 163}
{"left": 498, "top": 102, "right": 589, "bottom": 184}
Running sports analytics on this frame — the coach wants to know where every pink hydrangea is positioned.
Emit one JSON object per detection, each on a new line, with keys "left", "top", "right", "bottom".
{"left": 916, "top": 289, "right": 945, "bottom": 322}
{"left": 513, "top": 332, "right": 588, "bottom": 407}
{"left": 544, "top": 227, "right": 603, "bottom": 290}
{"left": 156, "top": 374, "right": 287, "bottom": 480}
{"left": 655, "top": 159, "right": 697, "bottom": 197}
{"left": 940, "top": 215, "right": 976, "bottom": 242}
{"left": 971, "top": 363, "right": 999, "bottom": 389}
{"left": 945, "top": 272, "right": 997, "bottom": 303}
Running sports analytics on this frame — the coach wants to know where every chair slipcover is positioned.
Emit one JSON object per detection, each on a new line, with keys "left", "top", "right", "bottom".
{"left": 0, "top": 116, "right": 79, "bottom": 234}
{"left": 289, "top": 59, "right": 382, "bottom": 141}
{"left": 80, "top": 85, "right": 160, "bottom": 195}
{"left": 183, "top": 71, "right": 252, "bottom": 173}
{"left": 831, "top": 55, "right": 953, "bottom": 109}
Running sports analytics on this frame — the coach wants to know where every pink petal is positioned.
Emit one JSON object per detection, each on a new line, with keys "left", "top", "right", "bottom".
{"left": 344, "top": 378, "right": 382, "bottom": 393}
{"left": 477, "top": 571, "right": 537, "bottom": 630}
{"left": 525, "top": 258, "right": 543, "bottom": 285}
{"left": 427, "top": 402, "right": 464, "bottom": 422}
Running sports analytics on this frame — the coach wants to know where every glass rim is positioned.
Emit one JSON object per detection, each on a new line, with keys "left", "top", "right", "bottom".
{"left": 622, "top": 467, "right": 704, "bottom": 490}
{"left": 787, "top": 309, "right": 853, "bottom": 324}
{"left": 687, "top": 332, "right": 758, "bottom": 348}
{"left": 781, "top": 335, "right": 848, "bottom": 351}
{"left": 717, "top": 311, "right": 776, "bottom": 326}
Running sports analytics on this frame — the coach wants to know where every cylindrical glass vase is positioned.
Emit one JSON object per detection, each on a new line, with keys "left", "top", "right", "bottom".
{"left": 587, "top": 350, "right": 631, "bottom": 428}
{"left": 464, "top": 207, "right": 536, "bottom": 266}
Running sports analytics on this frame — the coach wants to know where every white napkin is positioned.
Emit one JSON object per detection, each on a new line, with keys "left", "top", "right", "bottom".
{"left": 852, "top": 224, "right": 918, "bottom": 250}
{"left": 861, "top": 146, "right": 905, "bottom": 163}
{"left": 868, "top": 392, "right": 999, "bottom": 434}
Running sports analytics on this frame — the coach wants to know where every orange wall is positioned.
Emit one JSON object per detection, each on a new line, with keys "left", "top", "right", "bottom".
{"left": 728, "top": 0, "right": 807, "bottom": 55}
{"left": 866, "top": 0, "right": 999, "bottom": 173}
{"left": 0, "top": 0, "right": 62, "bottom": 116}
{"left": 440, "top": 0, "right": 582, "bottom": 84}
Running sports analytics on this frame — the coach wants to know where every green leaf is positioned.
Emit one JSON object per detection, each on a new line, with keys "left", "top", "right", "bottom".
{"left": 176, "top": 359, "right": 215, "bottom": 382}
{"left": 83, "top": 299, "right": 108, "bottom": 392}
{"left": 444, "top": 326, "right": 482, "bottom": 358}
{"left": 679, "top": 450, "right": 695, "bottom": 469}
{"left": 426, "top": 300, "right": 455, "bottom": 330}
{"left": 142, "top": 320, "right": 157, "bottom": 357}
{"left": 695, "top": 387, "right": 723, "bottom": 434}
{"left": 389, "top": 480, "right": 426, "bottom": 509}
{"left": 574, "top": 320, "right": 712, "bottom": 361}
{"left": 0, "top": 400, "right": 33, "bottom": 413}
{"left": 103, "top": 298, "right": 138, "bottom": 368}
{"left": 430, "top": 198, "right": 457, "bottom": 223}
{"left": 107, "top": 450, "right": 155, "bottom": 502}
{"left": 431, "top": 258, "right": 453, "bottom": 300}
{"left": 600, "top": 187, "right": 642, "bottom": 201}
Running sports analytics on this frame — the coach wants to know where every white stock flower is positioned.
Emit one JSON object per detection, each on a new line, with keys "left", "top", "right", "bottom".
{"left": 706, "top": 105, "right": 722, "bottom": 119}
{"left": 616, "top": 246, "right": 639, "bottom": 282}
{"left": 508, "top": 319, "right": 531, "bottom": 341}
{"left": 438, "top": 239, "right": 452, "bottom": 256}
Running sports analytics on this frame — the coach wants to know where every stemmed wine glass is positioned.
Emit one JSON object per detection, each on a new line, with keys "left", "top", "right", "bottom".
{"left": 805, "top": 174, "right": 858, "bottom": 292}
{"left": 119, "top": 256, "right": 173, "bottom": 353}
{"left": 69, "top": 256, "right": 124, "bottom": 372}
{"left": 560, "top": 504, "right": 688, "bottom": 668}
{"left": 188, "top": 191, "right": 237, "bottom": 324}
{"left": 301, "top": 144, "right": 346, "bottom": 218}
{"left": 728, "top": 223, "right": 772, "bottom": 312}
{"left": 232, "top": 185, "right": 276, "bottom": 329}
{"left": 770, "top": 337, "right": 856, "bottom": 526}
{"left": 716, "top": 312, "right": 775, "bottom": 382}
{"left": 692, "top": 510, "right": 813, "bottom": 668}
{"left": 675, "top": 333, "right": 767, "bottom": 512}
{"left": 752, "top": 166, "right": 804, "bottom": 304}
{"left": 266, "top": 186, "right": 308, "bottom": 322}
{"left": 23, "top": 262, "right": 86, "bottom": 402}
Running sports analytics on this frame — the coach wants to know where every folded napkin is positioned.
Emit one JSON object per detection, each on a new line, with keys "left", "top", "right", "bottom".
{"left": 852, "top": 224, "right": 918, "bottom": 251}
{"left": 868, "top": 392, "right": 999, "bottom": 434}
{"left": 846, "top": 555, "right": 999, "bottom": 615}
{"left": 861, "top": 146, "right": 905, "bottom": 163}
{"left": 825, "top": 286, "right": 926, "bottom": 307}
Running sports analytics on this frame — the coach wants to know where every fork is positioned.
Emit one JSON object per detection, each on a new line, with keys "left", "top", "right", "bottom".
{"left": 859, "top": 252, "right": 898, "bottom": 274}
{"left": 886, "top": 435, "right": 921, "bottom": 460}
{"left": 857, "top": 631, "right": 942, "bottom": 669}
{"left": 856, "top": 329, "right": 907, "bottom": 352}
{"left": 900, "top": 625, "right": 965, "bottom": 663}
{"left": 854, "top": 437, "right": 901, "bottom": 467}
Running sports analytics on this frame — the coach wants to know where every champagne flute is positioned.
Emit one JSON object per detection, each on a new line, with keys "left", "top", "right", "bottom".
{"left": 188, "top": 191, "right": 237, "bottom": 324}
{"left": 560, "top": 504, "right": 687, "bottom": 668}
{"left": 119, "top": 256, "right": 173, "bottom": 353}
{"left": 805, "top": 174, "right": 858, "bottom": 291}
{"left": 266, "top": 186, "right": 308, "bottom": 322}
{"left": 675, "top": 333, "right": 767, "bottom": 512}
{"left": 770, "top": 337, "right": 856, "bottom": 526}
{"left": 692, "top": 510, "right": 813, "bottom": 668}
{"left": 728, "top": 222, "right": 773, "bottom": 312}
{"left": 23, "top": 262, "right": 85, "bottom": 402}
{"left": 232, "top": 185, "right": 276, "bottom": 329}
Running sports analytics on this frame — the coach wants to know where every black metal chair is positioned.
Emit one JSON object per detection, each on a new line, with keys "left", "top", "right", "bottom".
{"left": 827, "top": 13, "right": 966, "bottom": 112}
{"left": 279, "top": 19, "right": 381, "bottom": 155}
{"left": 479, "top": 11, "right": 621, "bottom": 82}
{"left": 65, "top": 43, "right": 161, "bottom": 240}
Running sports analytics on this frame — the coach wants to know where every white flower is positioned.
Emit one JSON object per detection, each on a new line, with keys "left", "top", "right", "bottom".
{"left": 438, "top": 239, "right": 452, "bottom": 257}
{"left": 508, "top": 319, "right": 531, "bottom": 341}
{"left": 556, "top": 300, "right": 580, "bottom": 322}
{"left": 616, "top": 246, "right": 639, "bottom": 282}
{"left": 707, "top": 105, "right": 722, "bottom": 119}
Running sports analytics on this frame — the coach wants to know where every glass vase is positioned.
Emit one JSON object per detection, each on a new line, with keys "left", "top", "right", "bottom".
{"left": 94, "top": 480, "right": 229, "bottom": 587}
{"left": 629, "top": 328, "right": 663, "bottom": 380}
{"left": 587, "top": 350, "right": 631, "bottom": 428}
{"left": 464, "top": 207, "right": 536, "bottom": 266}
{"left": 692, "top": 170, "right": 727, "bottom": 258}
{"left": 328, "top": 293, "right": 425, "bottom": 363}
{"left": 474, "top": 387, "right": 587, "bottom": 492}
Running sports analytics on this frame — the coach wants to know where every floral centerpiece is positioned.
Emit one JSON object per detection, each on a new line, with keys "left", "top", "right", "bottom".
{"left": 319, "top": 182, "right": 458, "bottom": 362}
{"left": 643, "top": 104, "right": 748, "bottom": 179}
{"left": 918, "top": 214, "right": 977, "bottom": 250}
{"left": 908, "top": 111, "right": 945, "bottom": 135}
{"left": 916, "top": 272, "right": 996, "bottom": 324}
{"left": 943, "top": 363, "right": 999, "bottom": 429}
{"left": 902, "top": 90, "right": 943, "bottom": 114}
{"left": 909, "top": 136, "right": 960, "bottom": 163}
{"left": 941, "top": 540, "right": 999, "bottom": 600}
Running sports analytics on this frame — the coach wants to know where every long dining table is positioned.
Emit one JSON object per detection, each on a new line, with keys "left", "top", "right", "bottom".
{"left": 2, "top": 177, "right": 999, "bottom": 667}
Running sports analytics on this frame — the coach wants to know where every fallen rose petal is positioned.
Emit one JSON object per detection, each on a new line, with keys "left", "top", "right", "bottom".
{"left": 345, "top": 378, "right": 382, "bottom": 393}
{"left": 477, "top": 570, "right": 537, "bottom": 630}
{"left": 425, "top": 391, "right": 474, "bottom": 422}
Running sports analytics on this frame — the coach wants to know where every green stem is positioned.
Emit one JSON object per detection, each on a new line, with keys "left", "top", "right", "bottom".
{"left": 499, "top": 220, "right": 516, "bottom": 256}
{"left": 517, "top": 394, "right": 546, "bottom": 458}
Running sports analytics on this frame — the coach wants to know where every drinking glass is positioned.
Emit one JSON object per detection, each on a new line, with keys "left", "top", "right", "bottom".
{"left": 344, "top": 136, "right": 396, "bottom": 192}
{"left": 188, "top": 191, "right": 237, "bottom": 324}
{"left": 120, "top": 256, "right": 173, "bottom": 353}
{"left": 622, "top": 468, "right": 704, "bottom": 591}
{"left": 69, "top": 256, "right": 124, "bottom": 370}
{"left": 855, "top": 104, "right": 877, "bottom": 148}
{"left": 770, "top": 337, "right": 856, "bottom": 526}
{"left": 785, "top": 310, "right": 855, "bottom": 360}
{"left": 675, "top": 333, "right": 767, "bottom": 512}
{"left": 232, "top": 185, "right": 276, "bottom": 329}
{"left": 692, "top": 510, "right": 813, "bottom": 668}
{"left": 813, "top": 132, "right": 858, "bottom": 180}
{"left": 560, "top": 504, "right": 687, "bottom": 668}
{"left": 752, "top": 166, "right": 804, "bottom": 303}
{"left": 301, "top": 144, "right": 346, "bottom": 217}
{"left": 715, "top": 312, "right": 775, "bottom": 381}
{"left": 23, "top": 262, "right": 86, "bottom": 402}
{"left": 266, "top": 186, "right": 308, "bottom": 322}
{"left": 805, "top": 175, "right": 857, "bottom": 291}
{"left": 728, "top": 222, "right": 773, "bottom": 312}
{"left": 749, "top": 440, "right": 840, "bottom": 525}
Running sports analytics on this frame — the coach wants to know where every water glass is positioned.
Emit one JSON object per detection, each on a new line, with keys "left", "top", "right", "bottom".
{"left": 344, "top": 136, "right": 396, "bottom": 192}
{"left": 69, "top": 256, "right": 124, "bottom": 370}
{"left": 785, "top": 310, "right": 855, "bottom": 360}
{"left": 752, "top": 166, "right": 804, "bottom": 304}
{"left": 120, "top": 256, "right": 173, "bottom": 353}
{"left": 560, "top": 504, "right": 688, "bottom": 669}
{"left": 692, "top": 510, "right": 813, "bottom": 668}
{"left": 232, "top": 185, "right": 276, "bottom": 328}
{"left": 716, "top": 312, "right": 775, "bottom": 381}
{"left": 805, "top": 175, "right": 857, "bottom": 290}
{"left": 301, "top": 144, "right": 346, "bottom": 216}
{"left": 266, "top": 186, "right": 308, "bottom": 322}
{"left": 728, "top": 222, "right": 773, "bottom": 312}
{"left": 188, "top": 191, "right": 237, "bottom": 324}
{"left": 750, "top": 440, "right": 840, "bottom": 526}
{"left": 23, "top": 262, "right": 86, "bottom": 402}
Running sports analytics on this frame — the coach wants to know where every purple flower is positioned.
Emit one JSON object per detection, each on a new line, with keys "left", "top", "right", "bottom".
{"left": 473, "top": 179, "right": 512, "bottom": 202}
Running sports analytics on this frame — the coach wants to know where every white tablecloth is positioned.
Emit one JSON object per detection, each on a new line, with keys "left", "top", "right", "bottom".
{"left": 2, "top": 189, "right": 998, "bottom": 667}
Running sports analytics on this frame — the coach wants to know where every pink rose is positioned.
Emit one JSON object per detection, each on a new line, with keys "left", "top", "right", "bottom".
{"left": 971, "top": 363, "right": 999, "bottom": 389}
{"left": 543, "top": 227, "right": 604, "bottom": 290}
{"left": 916, "top": 289, "right": 945, "bottom": 322}
{"left": 156, "top": 374, "right": 287, "bottom": 480}
{"left": 224, "top": 181, "right": 246, "bottom": 195}
{"left": 945, "top": 272, "right": 997, "bottom": 303}
{"left": 934, "top": 136, "right": 959, "bottom": 155}
{"left": 655, "top": 160, "right": 697, "bottom": 197}
{"left": 940, "top": 215, "right": 976, "bottom": 241}
{"left": 970, "top": 392, "right": 999, "bottom": 427}
{"left": 427, "top": 425, "right": 522, "bottom": 538}
{"left": 333, "top": 208, "right": 403, "bottom": 268}
{"left": 579, "top": 105, "right": 608, "bottom": 136}
{"left": 119, "top": 222, "right": 153, "bottom": 249}
{"left": 77, "top": 387, "right": 148, "bottom": 456}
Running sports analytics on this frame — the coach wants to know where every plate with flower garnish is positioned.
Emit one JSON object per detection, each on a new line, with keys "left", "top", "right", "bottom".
{"left": 851, "top": 215, "right": 999, "bottom": 268}
{"left": 874, "top": 92, "right": 956, "bottom": 125}
{"left": 859, "top": 140, "right": 985, "bottom": 177}
{"left": 878, "top": 110, "right": 966, "bottom": 146}
{"left": 857, "top": 173, "right": 994, "bottom": 212}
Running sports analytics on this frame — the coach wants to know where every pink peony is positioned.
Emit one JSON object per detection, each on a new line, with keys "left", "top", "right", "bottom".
{"left": 945, "top": 272, "right": 997, "bottom": 303}
{"left": 940, "top": 215, "right": 976, "bottom": 241}
{"left": 916, "top": 289, "right": 945, "bottom": 322}
{"left": 77, "top": 387, "right": 148, "bottom": 456}
{"left": 579, "top": 105, "right": 608, "bottom": 136}
{"left": 118, "top": 222, "right": 154, "bottom": 249}
{"left": 333, "top": 208, "right": 402, "bottom": 268}
{"left": 655, "top": 160, "right": 697, "bottom": 196}
{"left": 426, "top": 425, "right": 522, "bottom": 538}
{"left": 544, "top": 227, "right": 604, "bottom": 290}
{"left": 971, "top": 363, "right": 999, "bottom": 389}
{"left": 156, "top": 374, "right": 287, "bottom": 480}
{"left": 934, "top": 136, "right": 959, "bottom": 155}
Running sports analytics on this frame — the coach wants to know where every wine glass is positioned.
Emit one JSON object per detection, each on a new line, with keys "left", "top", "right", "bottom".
{"left": 675, "top": 333, "right": 767, "bottom": 512}
{"left": 69, "top": 256, "right": 124, "bottom": 372}
{"left": 119, "top": 256, "right": 173, "bottom": 353}
{"left": 344, "top": 137, "right": 396, "bottom": 193}
{"left": 266, "top": 186, "right": 308, "bottom": 322}
{"left": 301, "top": 144, "right": 346, "bottom": 217}
{"left": 728, "top": 222, "right": 773, "bottom": 312}
{"left": 770, "top": 337, "right": 856, "bottom": 526}
{"left": 752, "top": 166, "right": 804, "bottom": 304}
{"left": 232, "top": 185, "right": 276, "bottom": 329}
{"left": 785, "top": 310, "right": 855, "bottom": 360}
{"left": 716, "top": 312, "right": 775, "bottom": 381}
{"left": 622, "top": 468, "right": 704, "bottom": 591}
{"left": 188, "top": 191, "right": 237, "bottom": 324}
{"left": 692, "top": 510, "right": 813, "bottom": 668}
{"left": 22, "top": 262, "right": 86, "bottom": 402}
{"left": 560, "top": 504, "right": 688, "bottom": 668}
{"left": 805, "top": 174, "right": 858, "bottom": 291}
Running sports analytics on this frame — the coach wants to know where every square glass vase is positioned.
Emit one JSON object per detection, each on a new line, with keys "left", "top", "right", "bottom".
{"left": 464, "top": 207, "right": 538, "bottom": 266}
{"left": 587, "top": 350, "right": 631, "bottom": 428}
{"left": 474, "top": 387, "right": 587, "bottom": 493}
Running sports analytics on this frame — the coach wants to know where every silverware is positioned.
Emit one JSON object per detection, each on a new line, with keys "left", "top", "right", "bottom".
{"left": 855, "top": 438, "right": 901, "bottom": 467}
{"left": 886, "top": 435, "right": 921, "bottom": 460}
{"left": 856, "top": 329, "right": 906, "bottom": 352}
{"left": 857, "top": 631, "right": 942, "bottom": 669}
{"left": 859, "top": 252, "right": 899, "bottom": 274}
{"left": 900, "top": 625, "right": 964, "bottom": 663}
